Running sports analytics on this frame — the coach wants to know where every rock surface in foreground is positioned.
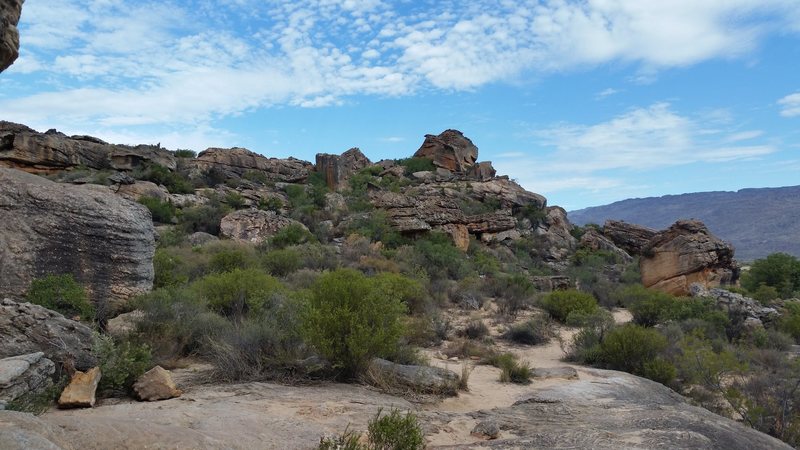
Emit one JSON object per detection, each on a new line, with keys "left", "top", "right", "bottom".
{"left": 0, "top": 168, "right": 155, "bottom": 312}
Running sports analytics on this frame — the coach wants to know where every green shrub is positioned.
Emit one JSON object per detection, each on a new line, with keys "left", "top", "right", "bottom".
{"left": 371, "top": 272, "right": 428, "bottom": 316}
{"left": 742, "top": 253, "right": 800, "bottom": 298}
{"left": 367, "top": 409, "right": 425, "bottom": 450}
{"left": 242, "top": 169, "right": 269, "bottom": 184}
{"left": 345, "top": 211, "right": 406, "bottom": 248}
{"left": 752, "top": 284, "right": 780, "bottom": 304}
{"left": 301, "top": 269, "right": 407, "bottom": 379}
{"left": 270, "top": 224, "right": 315, "bottom": 249}
{"left": 514, "top": 204, "right": 547, "bottom": 225}
{"left": 132, "top": 163, "right": 193, "bottom": 194}
{"left": 258, "top": 196, "right": 284, "bottom": 212}
{"left": 488, "top": 353, "right": 532, "bottom": 384}
{"left": 138, "top": 196, "right": 176, "bottom": 223}
{"left": 173, "top": 149, "right": 196, "bottom": 158}
{"left": 318, "top": 428, "right": 363, "bottom": 450}
{"left": 94, "top": 334, "right": 152, "bottom": 395}
{"left": 413, "top": 232, "right": 473, "bottom": 280}
{"left": 506, "top": 316, "right": 553, "bottom": 345}
{"left": 599, "top": 324, "right": 669, "bottom": 378}
{"left": 224, "top": 191, "right": 246, "bottom": 209}
{"left": 26, "top": 274, "right": 94, "bottom": 321}
{"left": 780, "top": 301, "right": 800, "bottom": 342}
{"left": 397, "top": 157, "right": 435, "bottom": 174}
{"left": 262, "top": 248, "right": 302, "bottom": 277}
{"left": 640, "top": 357, "right": 677, "bottom": 385}
{"left": 208, "top": 244, "right": 258, "bottom": 273}
{"left": 153, "top": 248, "right": 189, "bottom": 288}
{"left": 460, "top": 320, "right": 490, "bottom": 340}
{"left": 540, "top": 289, "right": 598, "bottom": 323}
{"left": 494, "top": 274, "right": 535, "bottom": 317}
{"left": 178, "top": 200, "right": 230, "bottom": 236}
{"left": 192, "top": 269, "right": 283, "bottom": 317}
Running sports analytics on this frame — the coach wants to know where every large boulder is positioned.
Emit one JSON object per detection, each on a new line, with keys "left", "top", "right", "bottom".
{"left": 0, "top": 122, "right": 176, "bottom": 174}
{"left": 219, "top": 209, "right": 307, "bottom": 244}
{"left": 190, "top": 147, "right": 312, "bottom": 183}
{"left": 640, "top": 220, "right": 738, "bottom": 296}
{"left": 602, "top": 220, "right": 658, "bottom": 255}
{"left": 0, "top": 299, "right": 97, "bottom": 371}
{"left": 0, "top": 353, "right": 54, "bottom": 408}
{"left": 58, "top": 367, "right": 101, "bottom": 409}
{"left": 0, "top": 0, "right": 22, "bottom": 73}
{"left": 368, "top": 358, "right": 460, "bottom": 395}
{"left": 413, "top": 129, "right": 478, "bottom": 173}
{"left": 315, "top": 147, "right": 371, "bottom": 190}
{"left": 0, "top": 168, "right": 155, "bottom": 313}
{"left": 133, "top": 366, "right": 181, "bottom": 401}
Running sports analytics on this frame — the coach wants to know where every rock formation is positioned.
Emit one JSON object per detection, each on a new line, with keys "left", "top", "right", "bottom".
{"left": 367, "top": 358, "right": 460, "bottom": 395}
{"left": 190, "top": 147, "right": 312, "bottom": 183}
{"left": 133, "top": 366, "right": 182, "bottom": 401}
{"left": 315, "top": 147, "right": 371, "bottom": 190}
{"left": 0, "top": 0, "right": 22, "bottom": 73}
{"left": 640, "top": 220, "right": 738, "bottom": 296}
{"left": 0, "top": 353, "right": 54, "bottom": 408}
{"left": 0, "top": 169, "right": 155, "bottom": 313}
{"left": 219, "top": 209, "right": 307, "bottom": 244}
{"left": 58, "top": 367, "right": 101, "bottom": 409}
{"left": 0, "top": 299, "right": 97, "bottom": 370}
{"left": 579, "top": 228, "right": 633, "bottom": 263}
{"left": 413, "top": 129, "right": 478, "bottom": 173}
{"left": 690, "top": 284, "right": 778, "bottom": 327}
{"left": 602, "top": 220, "right": 657, "bottom": 255}
{"left": 0, "top": 122, "right": 176, "bottom": 173}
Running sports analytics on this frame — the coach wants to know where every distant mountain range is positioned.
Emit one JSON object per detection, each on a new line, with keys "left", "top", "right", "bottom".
{"left": 568, "top": 185, "right": 800, "bottom": 262}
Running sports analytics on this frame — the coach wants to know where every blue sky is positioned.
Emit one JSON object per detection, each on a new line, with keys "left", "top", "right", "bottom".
{"left": 2, "top": 0, "right": 799, "bottom": 210}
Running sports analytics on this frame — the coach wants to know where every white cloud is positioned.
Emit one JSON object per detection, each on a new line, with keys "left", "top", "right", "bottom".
{"left": 595, "top": 88, "right": 620, "bottom": 100}
{"left": 493, "top": 103, "right": 775, "bottom": 198}
{"left": 778, "top": 92, "right": 800, "bottom": 117}
{"left": 5, "top": 0, "right": 800, "bottom": 135}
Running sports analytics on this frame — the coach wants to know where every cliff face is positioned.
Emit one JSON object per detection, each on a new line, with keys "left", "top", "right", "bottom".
{"left": 0, "top": 0, "right": 23, "bottom": 73}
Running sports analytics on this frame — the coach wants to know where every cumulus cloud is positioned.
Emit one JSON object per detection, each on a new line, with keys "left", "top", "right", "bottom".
{"left": 4, "top": 0, "right": 800, "bottom": 132}
{"left": 778, "top": 92, "right": 800, "bottom": 117}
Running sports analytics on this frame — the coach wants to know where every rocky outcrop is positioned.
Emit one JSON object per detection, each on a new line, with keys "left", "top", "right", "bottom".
{"left": 219, "top": 209, "right": 307, "bottom": 244}
{"left": 0, "top": 411, "right": 76, "bottom": 450}
{"left": 580, "top": 228, "right": 633, "bottom": 263}
{"left": 58, "top": 367, "right": 101, "bottom": 409}
{"left": 316, "top": 147, "right": 371, "bottom": 190}
{"left": 640, "top": 220, "right": 738, "bottom": 296}
{"left": 0, "top": 122, "right": 176, "bottom": 174}
{"left": 690, "top": 284, "right": 778, "bottom": 326}
{"left": 0, "top": 169, "right": 155, "bottom": 312}
{"left": 413, "top": 129, "right": 478, "bottom": 173}
{"left": 368, "top": 358, "right": 460, "bottom": 395}
{"left": 0, "top": 353, "right": 54, "bottom": 408}
{"left": 190, "top": 147, "right": 312, "bottom": 183}
{"left": 113, "top": 180, "right": 170, "bottom": 202}
{"left": 133, "top": 366, "right": 181, "bottom": 401}
{"left": 0, "top": 0, "right": 22, "bottom": 73}
{"left": 602, "top": 220, "right": 657, "bottom": 255}
{"left": 0, "top": 299, "right": 97, "bottom": 371}
{"left": 533, "top": 207, "right": 577, "bottom": 263}
{"left": 466, "top": 161, "right": 496, "bottom": 181}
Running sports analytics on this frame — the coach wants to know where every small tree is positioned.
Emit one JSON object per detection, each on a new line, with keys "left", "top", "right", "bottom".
{"left": 301, "top": 269, "right": 406, "bottom": 379}
{"left": 26, "top": 274, "right": 94, "bottom": 321}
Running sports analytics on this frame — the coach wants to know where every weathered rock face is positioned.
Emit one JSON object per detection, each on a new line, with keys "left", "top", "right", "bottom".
{"left": 466, "top": 161, "right": 496, "bottom": 181}
{"left": 602, "top": 220, "right": 658, "bottom": 255}
{"left": 191, "top": 147, "right": 312, "bottom": 183}
{"left": 690, "top": 284, "right": 778, "bottom": 326}
{"left": 0, "top": 169, "right": 155, "bottom": 312}
{"left": 0, "top": 122, "right": 176, "bottom": 173}
{"left": 133, "top": 366, "right": 182, "bottom": 401}
{"left": 0, "top": 299, "right": 97, "bottom": 371}
{"left": 219, "top": 209, "right": 307, "bottom": 244}
{"left": 580, "top": 228, "right": 633, "bottom": 263}
{"left": 0, "top": 353, "right": 55, "bottom": 408}
{"left": 413, "top": 129, "right": 478, "bottom": 173}
{"left": 315, "top": 147, "right": 371, "bottom": 190}
{"left": 112, "top": 180, "right": 170, "bottom": 202}
{"left": 640, "top": 220, "right": 738, "bottom": 296}
{"left": 0, "top": 0, "right": 22, "bottom": 73}
{"left": 533, "top": 207, "right": 578, "bottom": 263}
{"left": 58, "top": 367, "right": 101, "bottom": 409}
{"left": 367, "top": 358, "right": 459, "bottom": 395}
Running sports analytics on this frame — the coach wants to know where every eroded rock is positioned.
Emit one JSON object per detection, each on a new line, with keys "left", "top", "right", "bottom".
{"left": 413, "top": 129, "right": 478, "bottom": 173}
{"left": 190, "top": 147, "right": 312, "bottom": 183}
{"left": 316, "top": 147, "right": 371, "bottom": 190}
{"left": 219, "top": 209, "right": 307, "bottom": 244}
{"left": 0, "top": 0, "right": 22, "bottom": 73}
{"left": 58, "top": 367, "right": 101, "bottom": 409}
{"left": 602, "top": 220, "right": 658, "bottom": 256}
{"left": 0, "top": 168, "right": 155, "bottom": 312}
{"left": 0, "top": 353, "right": 55, "bottom": 408}
{"left": 580, "top": 228, "right": 632, "bottom": 263}
{"left": 0, "top": 299, "right": 97, "bottom": 371}
{"left": 133, "top": 366, "right": 181, "bottom": 401}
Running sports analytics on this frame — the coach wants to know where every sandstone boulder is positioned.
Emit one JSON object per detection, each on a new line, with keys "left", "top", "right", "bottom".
{"left": 315, "top": 147, "right": 371, "bottom": 190}
{"left": 133, "top": 366, "right": 181, "bottom": 401}
{"left": 413, "top": 129, "right": 478, "bottom": 173}
{"left": 219, "top": 209, "right": 307, "bottom": 243}
{"left": 0, "top": 353, "right": 55, "bottom": 408}
{"left": 0, "top": 0, "right": 22, "bottom": 73}
{"left": 0, "top": 299, "right": 96, "bottom": 371}
{"left": 0, "top": 122, "right": 176, "bottom": 173}
{"left": 466, "top": 161, "right": 496, "bottom": 181}
{"left": 602, "top": 220, "right": 657, "bottom": 255}
{"left": 190, "top": 147, "right": 312, "bottom": 183}
{"left": 0, "top": 168, "right": 155, "bottom": 312}
{"left": 368, "top": 358, "right": 460, "bottom": 395}
{"left": 640, "top": 220, "right": 738, "bottom": 296}
{"left": 58, "top": 367, "right": 101, "bottom": 409}
{"left": 580, "top": 228, "right": 633, "bottom": 263}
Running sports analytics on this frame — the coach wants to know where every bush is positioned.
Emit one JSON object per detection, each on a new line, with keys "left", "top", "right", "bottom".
{"left": 178, "top": 200, "right": 230, "bottom": 236}
{"left": 599, "top": 324, "right": 670, "bottom": 380}
{"left": 270, "top": 224, "right": 315, "bottom": 249}
{"left": 26, "top": 274, "right": 94, "bottom": 322}
{"left": 412, "top": 232, "right": 473, "bottom": 280}
{"left": 367, "top": 409, "right": 425, "bottom": 450}
{"left": 153, "top": 248, "right": 190, "bottom": 288}
{"left": 371, "top": 272, "right": 428, "bottom": 316}
{"left": 540, "top": 289, "right": 598, "bottom": 323}
{"left": 779, "top": 301, "right": 800, "bottom": 342}
{"left": 262, "top": 248, "right": 302, "bottom": 277}
{"left": 494, "top": 274, "right": 535, "bottom": 317}
{"left": 138, "top": 196, "right": 176, "bottom": 223}
{"left": 207, "top": 243, "right": 258, "bottom": 273}
{"left": 174, "top": 149, "right": 196, "bottom": 158}
{"left": 460, "top": 320, "right": 490, "bottom": 340}
{"left": 301, "top": 269, "right": 407, "bottom": 378}
{"left": 191, "top": 269, "right": 284, "bottom": 317}
{"left": 488, "top": 353, "right": 532, "bottom": 384}
{"left": 94, "top": 334, "right": 152, "bottom": 396}
{"left": 506, "top": 316, "right": 553, "bottom": 345}
{"left": 742, "top": 253, "right": 800, "bottom": 299}
{"left": 132, "top": 163, "right": 193, "bottom": 194}
{"left": 397, "top": 157, "right": 435, "bottom": 174}
{"left": 224, "top": 191, "right": 246, "bottom": 210}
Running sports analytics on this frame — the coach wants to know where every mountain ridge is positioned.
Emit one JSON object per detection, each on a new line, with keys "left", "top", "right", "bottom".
{"left": 568, "top": 185, "right": 800, "bottom": 261}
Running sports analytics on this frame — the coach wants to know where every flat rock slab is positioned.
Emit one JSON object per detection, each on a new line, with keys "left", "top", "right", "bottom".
{"left": 532, "top": 366, "right": 578, "bottom": 380}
